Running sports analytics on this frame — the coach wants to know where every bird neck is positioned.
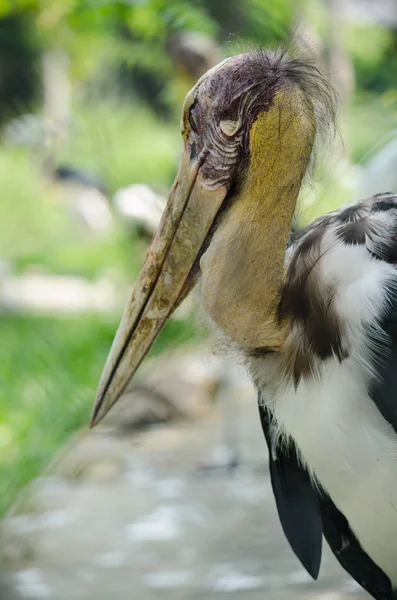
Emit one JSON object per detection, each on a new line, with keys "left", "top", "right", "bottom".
{"left": 200, "top": 89, "right": 316, "bottom": 350}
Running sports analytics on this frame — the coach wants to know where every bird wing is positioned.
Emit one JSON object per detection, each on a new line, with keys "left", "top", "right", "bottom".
{"left": 258, "top": 401, "right": 322, "bottom": 579}
{"left": 323, "top": 197, "right": 397, "bottom": 598}
{"left": 319, "top": 493, "right": 397, "bottom": 599}
{"left": 259, "top": 399, "right": 397, "bottom": 597}
{"left": 260, "top": 194, "right": 397, "bottom": 596}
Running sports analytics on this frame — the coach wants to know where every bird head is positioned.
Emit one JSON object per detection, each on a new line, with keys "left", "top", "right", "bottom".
{"left": 91, "top": 50, "right": 331, "bottom": 427}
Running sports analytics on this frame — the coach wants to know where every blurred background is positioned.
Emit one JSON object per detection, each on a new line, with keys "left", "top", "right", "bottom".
{"left": 0, "top": 0, "right": 397, "bottom": 598}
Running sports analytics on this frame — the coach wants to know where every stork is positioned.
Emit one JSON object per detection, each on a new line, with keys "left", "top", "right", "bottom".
{"left": 90, "top": 50, "right": 397, "bottom": 599}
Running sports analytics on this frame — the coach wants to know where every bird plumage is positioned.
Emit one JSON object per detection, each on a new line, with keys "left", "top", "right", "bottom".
{"left": 249, "top": 192, "right": 397, "bottom": 595}
{"left": 259, "top": 402, "right": 397, "bottom": 599}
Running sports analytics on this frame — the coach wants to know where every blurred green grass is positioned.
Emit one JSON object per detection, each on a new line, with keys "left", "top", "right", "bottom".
{"left": 0, "top": 312, "right": 199, "bottom": 517}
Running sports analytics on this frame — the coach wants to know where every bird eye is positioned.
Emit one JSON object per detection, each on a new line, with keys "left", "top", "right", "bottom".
{"left": 219, "top": 119, "right": 240, "bottom": 136}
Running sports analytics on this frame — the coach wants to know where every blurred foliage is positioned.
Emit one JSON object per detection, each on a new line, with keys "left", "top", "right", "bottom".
{"left": 0, "top": 0, "right": 293, "bottom": 116}
{"left": 61, "top": 101, "right": 179, "bottom": 193}
{"left": 0, "top": 0, "right": 396, "bottom": 520}
{"left": 0, "top": 14, "right": 39, "bottom": 123}
{"left": 348, "top": 26, "right": 397, "bottom": 94}
{"left": 0, "top": 312, "right": 199, "bottom": 516}
{"left": 344, "top": 93, "right": 397, "bottom": 164}
{"left": 0, "top": 103, "right": 178, "bottom": 276}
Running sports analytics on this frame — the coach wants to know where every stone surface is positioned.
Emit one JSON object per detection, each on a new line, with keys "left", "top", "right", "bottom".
{"left": 0, "top": 361, "right": 369, "bottom": 599}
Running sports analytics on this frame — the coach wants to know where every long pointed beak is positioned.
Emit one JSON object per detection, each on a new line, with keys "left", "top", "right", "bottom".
{"left": 90, "top": 144, "right": 228, "bottom": 427}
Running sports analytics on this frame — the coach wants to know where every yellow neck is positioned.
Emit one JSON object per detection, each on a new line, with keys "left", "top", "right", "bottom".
{"left": 200, "top": 89, "right": 316, "bottom": 349}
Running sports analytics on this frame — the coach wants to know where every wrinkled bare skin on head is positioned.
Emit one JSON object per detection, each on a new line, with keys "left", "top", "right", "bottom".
{"left": 182, "top": 51, "right": 334, "bottom": 192}
{"left": 182, "top": 54, "right": 283, "bottom": 189}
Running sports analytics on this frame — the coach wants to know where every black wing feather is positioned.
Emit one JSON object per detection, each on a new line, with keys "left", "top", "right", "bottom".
{"left": 259, "top": 398, "right": 397, "bottom": 598}
{"left": 258, "top": 401, "right": 322, "bottom": 579}
{"left": 319, "top": 493, "right": 396, "bottom": 599}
